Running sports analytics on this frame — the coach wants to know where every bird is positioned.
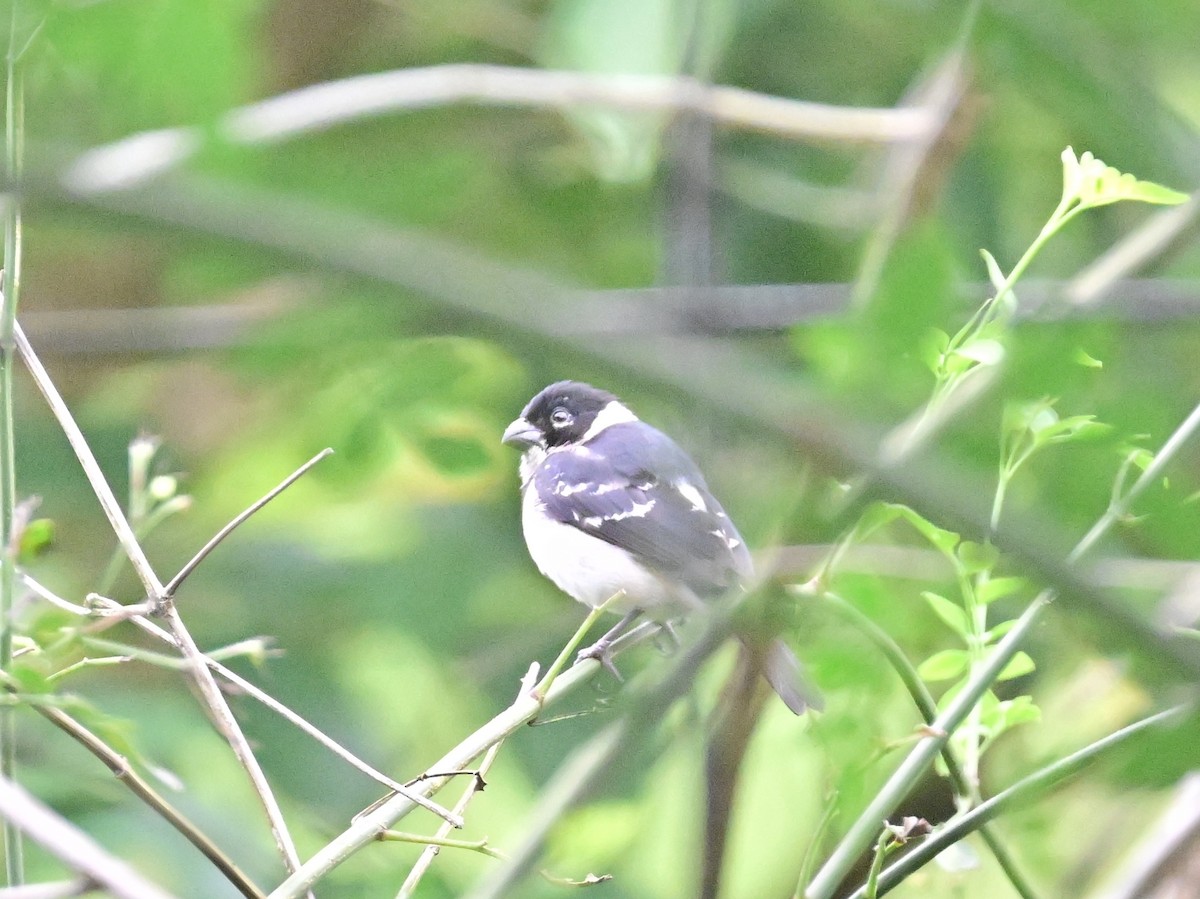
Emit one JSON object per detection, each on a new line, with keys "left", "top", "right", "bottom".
{"left": 502, "top": 380, "right": 820, "bottom": 714}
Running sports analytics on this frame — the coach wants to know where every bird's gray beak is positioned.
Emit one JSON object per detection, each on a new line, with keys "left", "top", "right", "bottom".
{"left": 502, "top": 417, "right": 542, "bottom": 449}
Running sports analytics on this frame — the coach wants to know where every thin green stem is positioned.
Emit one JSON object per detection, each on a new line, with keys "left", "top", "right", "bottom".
{"left": 531, "top": 592, "right": 623, "bottom": 701}
{"left": 845, "top": 704, "right": 1189, "bottom": 898}
{"left": 1072, "top": 400, "right": 1200, "bottom": 565}
{"left": 805, "top": 591, "right": 1050, "bottom": 899}
{"left": 863, "top": 830, "right": 891, "bottom": 899}
{"left": 809, "top": 397, "right": 1200, "bottom": 898}
{"left": 819, "top": 591, "right": 1040, "bottom": 899}
{"left": 0, "top": 2, "right": 25, "bottom": 882}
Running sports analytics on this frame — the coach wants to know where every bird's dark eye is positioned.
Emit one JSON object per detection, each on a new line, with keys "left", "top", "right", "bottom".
{"left": 550, "top": 407, "right": 572, "bottom": 427}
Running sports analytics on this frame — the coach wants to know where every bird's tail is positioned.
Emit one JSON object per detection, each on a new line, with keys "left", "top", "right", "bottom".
{"left": 761, "top": 638, "right": 823, "bottom": 714}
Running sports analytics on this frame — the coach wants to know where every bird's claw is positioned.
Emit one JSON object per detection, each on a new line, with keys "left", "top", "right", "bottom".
{"left": 576, "top": 640, "right": 624, "bottom": 682}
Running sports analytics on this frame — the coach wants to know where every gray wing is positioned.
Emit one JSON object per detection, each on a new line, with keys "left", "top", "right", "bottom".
{"left": 534, "top": 422, "right": 751, "bottom": 596}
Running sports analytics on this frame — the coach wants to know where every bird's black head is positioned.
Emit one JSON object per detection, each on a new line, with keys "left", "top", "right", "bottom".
{"left": 503, "top": 381, "right": 622, "bottom": 449}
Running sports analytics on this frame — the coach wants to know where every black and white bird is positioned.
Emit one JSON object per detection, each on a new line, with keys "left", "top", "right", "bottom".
{"left": 502, "top": 380, "right": 819, "bottom": 714}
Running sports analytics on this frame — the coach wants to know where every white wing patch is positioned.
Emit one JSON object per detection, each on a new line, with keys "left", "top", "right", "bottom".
{"left": 553, "top": 479, "right": 628, "bottom": 497}
{"left": 674, "top": 481, "right": 708, "bottom": 512}
{"left": 711, "top": 528, "right": 742, "bottom": 551}
{"left": 575, "top": 498, "right": 656, "bottom": 528}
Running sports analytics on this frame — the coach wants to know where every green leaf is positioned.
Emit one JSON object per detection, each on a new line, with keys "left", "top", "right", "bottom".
{"left": 977, "top": 577, "right": 1026, "bottom": 605}
{"left": 1062, "top": 147, "right": 1190, "bottom": 209}
{"left": 884, "top": 504, "right": 961, "bottom": 558}
{"left": 919, "top": 328, "right": 950, "bottom": 374}
{"left": 957, "top": 541, "right": 999, "bottom": 574}
{"left": 952, "top": 338, "right": 1005, "bottom": 366}
{"left": 17, "top": 518, "right": 55, "bottom": 563}
{"left": 997, "top": 651, "right": 1036, "bottom": 681}
{"left": 1121, "top": 446, "right": 1156, "bottom": 473}
{"left": 1040, "top": 414, "right": 1109, "bottom": 445}
{"left": 922, "top": 591, "right": 969, "bottom": 636}
{"left": 1074, "top": 347, "right": 1103, "bottom": 369}
{"left": 996, "top": 695, "right": 1042, "bottom": 729}
{"left": 918, "top": 649, "right": 969, "bottom": 682}
{"left": 979, "top": 249, "right": 1007, "bottom": 293}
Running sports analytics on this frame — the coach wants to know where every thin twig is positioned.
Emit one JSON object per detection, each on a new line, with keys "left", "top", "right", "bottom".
{"left": 267, "top": 659, "right": 603, "bottom": 897}
{"left": 1070, "top": 401, "right": 1200, "bottom": 565}
{"left": 24, "top": 574, "right": 460, "bottom": 826}
{"left": 0, "top": 773, "right": 176, "bottom": 899}
{"left": 81, "top": 598, "right": 461, "bottom": 828}
{"left": 17, "top": 572, "right": 92, "bottom": 616}
{"left": 63, "top": 65, "right": 934, "bottom": 193}
{"left": 13, "top": 322, "right": 161, "bottom": 601}
{"left": 161, "top": 448, "right": 333, "bottom": 598}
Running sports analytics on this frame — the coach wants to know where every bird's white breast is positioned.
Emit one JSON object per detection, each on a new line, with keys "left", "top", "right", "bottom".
{"left": 521, "top": 483, "right": 697, "bottom": 617}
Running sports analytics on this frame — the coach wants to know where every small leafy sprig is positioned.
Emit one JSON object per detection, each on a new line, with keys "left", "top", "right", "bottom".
{"left": 805, "top": 149, "right": 1189, "bottom": 899}
{"left": 914, "top": 149, "right": 1187, "bottom": 444}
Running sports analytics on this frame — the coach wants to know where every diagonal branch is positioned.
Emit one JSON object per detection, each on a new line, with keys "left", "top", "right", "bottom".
{"left": 26, "top": 697, "right": 264, "bottom": 899}
{"left": 393, "top": 665, "right": 538, "bottom": 898}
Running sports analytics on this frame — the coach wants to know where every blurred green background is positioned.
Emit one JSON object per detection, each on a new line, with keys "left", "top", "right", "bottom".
{"left": 4, "top": 0, "right": 1200, "bottom": 896}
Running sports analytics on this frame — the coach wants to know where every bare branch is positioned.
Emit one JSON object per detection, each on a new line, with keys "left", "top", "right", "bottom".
{"left": 0, "top": 774, "right": 176, "bottom": 899}
{"left": 13, "top": 321, "right": 162, "bottom": 602}
{"left": 64, "top": 65, "right": 934, "bottom": 193}
{"left": 83, "top": 597, "right": 462, "bottom": 828}
{"left": 394, "top": 665, "right": 539, "bottom": 898}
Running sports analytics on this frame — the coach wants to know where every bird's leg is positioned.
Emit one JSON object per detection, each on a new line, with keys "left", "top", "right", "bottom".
{"left": 658, "top": 620, "right": 682, "bottom": 650}
{"left": 576, "top": 608, "right": 643, "bottom": 681}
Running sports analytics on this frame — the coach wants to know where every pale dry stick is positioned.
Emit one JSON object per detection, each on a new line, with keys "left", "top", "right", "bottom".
{"left": 268, "top": 623, "right": 663, "bottom": 899}
{"left": 11, "top": 321, "right": 307, "bottom": 882}
{"left": 6, "top": 321, "right": 159, "bottom": 603}
{"left": 394, "top": 665, "right": 538, "bottom": 898}
{"left": 63, "top": 65, "right": 935, "bottom": 193}
{"left": 0, "top": 774, "right": 176, "bottom": 899}
{"left": 0, "top": 878, "right": 94, "bottom": 898}
{"left": 17, "top": 573, "right": 91, "bottom": 616}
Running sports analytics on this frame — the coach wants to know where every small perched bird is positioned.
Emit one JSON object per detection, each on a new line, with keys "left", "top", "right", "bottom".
{"left": 502, "top": 380, "right": 819, "bottom": 714}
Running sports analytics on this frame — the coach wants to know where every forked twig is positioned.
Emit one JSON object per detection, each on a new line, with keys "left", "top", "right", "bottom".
{"left": 12, "top": 321, "right": 306, "bottom": 881}
{"left": 394, "top": 665, "right": 538, "bottom": 898}
{"left": 21, "top": 572, "right": 463, "bottom": 829}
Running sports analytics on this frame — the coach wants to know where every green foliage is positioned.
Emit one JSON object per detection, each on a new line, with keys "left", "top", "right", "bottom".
{"left": 5, "top": 1, "right": 1200, "bottom": 897}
